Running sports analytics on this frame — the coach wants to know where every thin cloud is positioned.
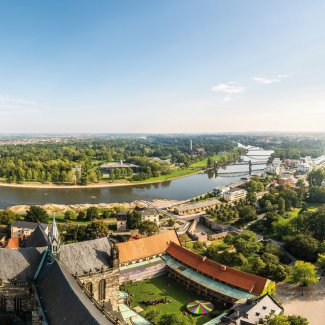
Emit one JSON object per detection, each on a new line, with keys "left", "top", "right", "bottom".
{"left": 253, "top": 74, "right": 289, "bottom": 85}
{"left": 0, "top": 94, "right": 43, "bottom": 115}
{"left": 211, "top": 82, "right": 245, "bottom": 102}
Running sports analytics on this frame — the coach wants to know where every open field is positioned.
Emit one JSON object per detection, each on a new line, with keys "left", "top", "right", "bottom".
{"left": 123, "top": 275, "right": 226, "bottom": 325}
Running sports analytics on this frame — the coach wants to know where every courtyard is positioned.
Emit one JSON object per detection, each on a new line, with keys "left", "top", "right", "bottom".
{"left": 123, "top": 274, "right": 228, "bottom": 325}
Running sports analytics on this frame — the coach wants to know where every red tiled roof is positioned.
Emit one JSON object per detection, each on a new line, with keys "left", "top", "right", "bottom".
{"left": 166, "top": 242, "right": 268, "bottom": 295}
{"left": 5, "top": 237, "right": 20, "bottom": 249}
{"left": 117, "top": 230, "right": 181, "bottom": 264}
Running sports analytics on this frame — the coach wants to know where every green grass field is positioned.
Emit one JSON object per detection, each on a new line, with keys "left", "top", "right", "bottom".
{"left": 131, "top": 168, "right": 200, "bottom": 184}
{"left": 123, "top": 275, "right": 226, "bottom": 325}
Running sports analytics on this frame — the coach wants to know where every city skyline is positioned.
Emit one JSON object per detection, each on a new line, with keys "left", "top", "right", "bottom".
{"left": 0, "top": 1, "right": 324, "bottom": 133}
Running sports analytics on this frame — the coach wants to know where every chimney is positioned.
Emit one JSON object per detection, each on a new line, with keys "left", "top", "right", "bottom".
{"left": 221, "top": 265, "right": 227, "bottom": 272}
{"left": 202, "top": 256, "right": 206, "bottom": 262}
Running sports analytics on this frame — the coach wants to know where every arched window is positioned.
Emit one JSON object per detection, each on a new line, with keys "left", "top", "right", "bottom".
{"left": 98, "top": 279, "right": 106, "bottom": 301}
{"left": 85, "top": 282, "right": 93, "bottom": 294}
{"left": 14, "top": 296, "right": 22, "bottom": 312}
{"left": 0, "top": 296, "right": 6, "bottom": 312}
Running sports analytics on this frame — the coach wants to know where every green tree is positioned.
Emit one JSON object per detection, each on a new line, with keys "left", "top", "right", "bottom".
{"left": 167, "top": 218, "right": 175, "bottom": 227}
{"left": 64, "top": 210, "right": 77, "bottom": 222}
{"left": 77, "top": 210, "right": 86, "bottom": 221}
{"left": 266, "top": 314, "right": 291, "bottom": 325}
{"left": 126, "top": 210, "right": 142, "bottom": 229}
{"left": 0, "top": 209, "right": 17, "bottom": 225}
{"left": 139, "top": 220, "right": 159, "bottom": 236}
{"left": 86, "top": 207, "right": 100, "bottom": 221}
{"left": 25, "top": 205, "right": 49, "bottom": 223}
{"left": 288, "top": 261, "right": 318, "bottom": 287}
{"left": 232, "top": 231, "right": 262, "bottom": 257}
{"left": 286, "top": 234, "right": 319, "bottom": 262}
{"left": 278, "top": 197, "right": 286, "bottom": 214}
{"left": 317, "top": 253, "right": 325, "bottom": 269}
{"left": 84, "top": 221, "right": 109, "bottom": 240}
{"left": 287, "top": 315, "right": 309, "bottom": 325}
{"left": 238, "top": 206, "right": 257, "bottom": 223}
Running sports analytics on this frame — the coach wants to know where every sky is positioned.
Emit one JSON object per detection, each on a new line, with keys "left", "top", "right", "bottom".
{"left": 0, "top": 0, "right": 324, "bottom": 133}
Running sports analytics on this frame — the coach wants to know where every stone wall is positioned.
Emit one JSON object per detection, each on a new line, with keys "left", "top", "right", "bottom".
{"left": 78, "top": 268, "right": 120, "bottom": 311}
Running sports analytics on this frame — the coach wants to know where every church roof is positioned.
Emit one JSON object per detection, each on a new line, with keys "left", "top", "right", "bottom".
{"left": 23, "top": 224, "right": 48, "bottom": 248}
{"left": 60, "top": 237, "right": 112, "bottom": 274}
{"left": 36, "top": 259, "right": 113, "bottom": 325}
{"left": 166, "top": 242, "right": 268, "bottom": 296}
{"left": 0, "top": 247, "right": 45, "bottom": 281}
{"left": 117, "top": 230, "right": 180, "bottom": 264}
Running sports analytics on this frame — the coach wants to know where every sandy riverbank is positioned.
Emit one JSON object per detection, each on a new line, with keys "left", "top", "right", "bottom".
{"left": 0, "top": 170, "right": 202, "bottom": 189}
{"left": 6, "top": 199, "right": 181, "bottom": 215}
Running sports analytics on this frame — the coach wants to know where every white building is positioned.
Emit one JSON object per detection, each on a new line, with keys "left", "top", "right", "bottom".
{"left": 265, "top": 164, "right": 280, "bottom": 175}
{"left": 297, "top": 162, "right": 311, "bottom": 173}
{"left": 213, "top": 186, "right": 230, "bottom": 196}
{"left": 223, "top": 189, "right": 247, "bottom": 202}
{"left": 141, "top": 209, "right": 160, "bottom": 226}
{"left": 265, "top": 157, "right": 281, "bottom": 175}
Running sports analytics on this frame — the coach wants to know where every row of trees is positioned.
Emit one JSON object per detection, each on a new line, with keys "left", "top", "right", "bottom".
{"left": 0, "top": 136, "right": 236, "bottom": 184}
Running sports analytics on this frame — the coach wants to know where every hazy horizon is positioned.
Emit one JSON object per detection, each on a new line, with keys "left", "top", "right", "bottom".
{"left": 1, "top": 1, "right": 324, "bottom": 133}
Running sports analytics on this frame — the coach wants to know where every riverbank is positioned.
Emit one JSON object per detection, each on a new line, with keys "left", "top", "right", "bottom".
{"left": 6, "top": 199, "right": 181, "bottom": 215}
{"left": 0, "top": 169, "right": 202, "bottom": 189}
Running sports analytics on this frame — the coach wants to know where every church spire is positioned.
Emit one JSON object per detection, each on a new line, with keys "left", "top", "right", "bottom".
{"left": 49, "top": 215, "right": 60, "bottom": 259}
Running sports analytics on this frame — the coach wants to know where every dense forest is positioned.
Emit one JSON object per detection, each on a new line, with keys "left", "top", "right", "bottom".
{"left": 0, "top": 136, "right": 237, "bottom": 184}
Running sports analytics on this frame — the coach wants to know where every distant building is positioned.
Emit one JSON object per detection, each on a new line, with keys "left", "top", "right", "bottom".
{"left": 297, "top": 162, "right": 311, "bottom": 173}
{"left": 98, "top": 161, "right": 140, "bottom": 174}
{"left": 173, "top": 198, "right": 220, "bottom": 215}
{"left": 278, "top": 177, "right": 295, "bottom": 186}
{"left": 115, "top": 211, "right": 128, "bottom": 231}
{"left": 223, "top": 188, "right": 247, "bottom": 202}
{"left": 213, "top": 186, "right": 230, "bottom": 196}
{"left": 141, "top": 208, "right": 160, "bottom": 226}
{"left": 265, "top": 157, "right": 281, "bottom": 175}
{"left": 11, "top": 221, "right": 49, "bottom": 241}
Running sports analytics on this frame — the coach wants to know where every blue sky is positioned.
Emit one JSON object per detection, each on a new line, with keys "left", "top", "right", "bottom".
{"left": 0, "top": 0, "right": 324, "bottom": 133}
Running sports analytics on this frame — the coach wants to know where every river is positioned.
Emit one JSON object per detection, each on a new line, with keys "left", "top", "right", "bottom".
{"left": 0, "top": 146, "right": 273, "bottom": 209}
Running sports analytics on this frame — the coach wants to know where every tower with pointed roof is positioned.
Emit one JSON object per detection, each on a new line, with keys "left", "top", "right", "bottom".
{"left": 48, "top": 216, "right": 60, "bottom": 259}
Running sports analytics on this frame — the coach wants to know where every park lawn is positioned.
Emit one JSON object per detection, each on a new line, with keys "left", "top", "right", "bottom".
{"left": 124, "top": 275, "right": 226, "bottom": 325}
{"left": 185, "top": 241, "right": 206, "bottom": 255}
{"left": 131, "top": 168, "right": 199, "bottom": 184}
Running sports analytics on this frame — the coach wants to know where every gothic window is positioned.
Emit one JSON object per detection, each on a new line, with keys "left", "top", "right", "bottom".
{"left": 98, "top": 279, "right": 106, "bottom": 300}
{"left": 0, "top": 296, "right": 6, "bottom": 312}
{"left": 85, "top": 282, "right": 93, "bottom": 294}
{"left": 14, "top": 296, "right": 22, "bottom": 312}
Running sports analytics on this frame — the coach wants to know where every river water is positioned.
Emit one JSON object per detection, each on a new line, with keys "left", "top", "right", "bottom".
{"left": 0, "top": 147, "right": 273, "bottom": 209}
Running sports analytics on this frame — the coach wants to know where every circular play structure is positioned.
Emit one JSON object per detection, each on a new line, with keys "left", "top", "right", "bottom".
{"left": 187, "top": 300, "right": 214, "bottom": 315}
